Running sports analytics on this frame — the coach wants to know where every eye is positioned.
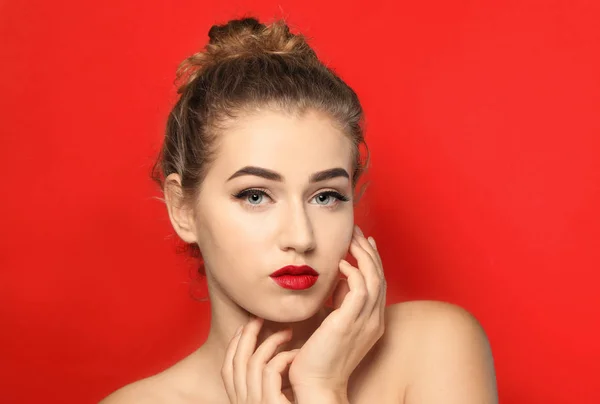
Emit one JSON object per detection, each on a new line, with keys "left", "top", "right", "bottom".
{"left": 246, "top": 192, "right": 264, "bottom": 205}
{"left": 232, "top": 188, "right": 272, "bottom": 207}
{"left": 310, "top": 191, "right": 350, "bottom": 206}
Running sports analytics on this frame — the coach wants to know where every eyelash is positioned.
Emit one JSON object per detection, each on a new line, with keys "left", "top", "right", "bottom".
{"left": 232, "top": 188, "right": 350, "bottom": 210}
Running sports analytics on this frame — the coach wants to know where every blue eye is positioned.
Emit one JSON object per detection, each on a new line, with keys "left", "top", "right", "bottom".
{"left": 315, "top": 194, "right": 332, "bottom": 205}
{"left": 311, "top": 191, "right": 350, "bottom": 206}
{"left": 246, "top": 192, "right": 264, "bottom": 204}
{"left": 232, "top": 189, "right": 350, "bottom": 209}
{"left": 233, "top": 189, "right": 271, "bottom": 207}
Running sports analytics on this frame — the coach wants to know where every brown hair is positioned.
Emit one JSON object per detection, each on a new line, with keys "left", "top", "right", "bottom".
{"left": 151, "top": 16, "right": 369, "bottom": 268}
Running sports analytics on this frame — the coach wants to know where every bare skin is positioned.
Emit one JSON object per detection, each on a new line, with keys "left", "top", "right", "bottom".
{"left": 100, "top": 109, "right": 497, "bottom": 403}
{"left": 100, "top": 301, "right": 497, "bottom": 403}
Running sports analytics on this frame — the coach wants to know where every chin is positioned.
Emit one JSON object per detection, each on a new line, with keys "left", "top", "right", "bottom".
{"left": 259, "top": 298, "right": 325, "bottom": 323}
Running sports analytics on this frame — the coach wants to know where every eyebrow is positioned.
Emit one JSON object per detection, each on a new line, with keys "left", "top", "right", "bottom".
{"left": 227, "top": 166, "right": 350, "bottom": 183}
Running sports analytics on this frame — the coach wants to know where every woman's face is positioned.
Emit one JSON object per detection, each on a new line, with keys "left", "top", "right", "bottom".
{"left": 188, "top": 108, "right": 355, "bottom": 321}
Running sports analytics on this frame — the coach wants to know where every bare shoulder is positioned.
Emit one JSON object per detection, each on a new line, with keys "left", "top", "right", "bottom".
{"left": 385, "top": 300, "right": 489, "bottom": 334}
{"left": 98, "top": 374, "right": 168, "bottom": 404}
{"left": 98, "top": 351, "right": 212, "bottom": 404}
{"left": 383, "top": 301, "right": 498, "bottom": 404}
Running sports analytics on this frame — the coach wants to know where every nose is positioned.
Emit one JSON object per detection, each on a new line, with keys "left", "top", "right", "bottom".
{"left": 278, "top": 201, "right": 316, "bottom": 254}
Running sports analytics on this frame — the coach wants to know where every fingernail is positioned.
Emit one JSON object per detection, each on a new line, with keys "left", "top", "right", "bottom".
{"left": 235, "top": 325, "right": 243, "bottom": 336}
{"left": 368, "top": 236, "right": 377, "bottom": 249}
{"left": 354, "top": 226, "right": 363, "bottom": 236}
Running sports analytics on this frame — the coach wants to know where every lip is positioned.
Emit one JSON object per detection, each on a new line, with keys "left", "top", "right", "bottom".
{"left": 270, "top": 265, "right": 319, "bottom": 277}
{"left": 270, "top": 275, "right": 319, "bottom": 290}
{"left": 270, "top": 265, "right": 319, "bottom": 290}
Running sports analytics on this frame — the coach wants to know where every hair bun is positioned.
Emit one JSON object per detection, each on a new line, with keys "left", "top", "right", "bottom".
{"left": 208, "top": 17, "right": 266, "bottom": 44}
{"left": 175, "top": 17, "right": 316, "bottom": 94}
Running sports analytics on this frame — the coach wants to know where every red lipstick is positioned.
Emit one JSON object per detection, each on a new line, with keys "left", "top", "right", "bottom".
{"left": 270, "top": 265, "right": 319, "bottom": 290}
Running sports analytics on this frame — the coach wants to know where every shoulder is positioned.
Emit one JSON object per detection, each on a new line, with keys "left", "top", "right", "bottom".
{"left": 98, "top": 375, "right": 167, "bottom": 404}
{"left": 383, "top": 301, "right": 498, "bottom": 404}
{"left": 98, "top": 349, "right": 217, "bottom": 404}
{"left": 385, "top": 300, "right": 490, "bottom": 336}
{"left": 383, "top": 300, "right": 494, "bottom": 356}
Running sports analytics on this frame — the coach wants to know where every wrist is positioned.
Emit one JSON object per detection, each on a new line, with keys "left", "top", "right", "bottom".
{"left": 294, "top": 386, "right": 349, "bottom": 404}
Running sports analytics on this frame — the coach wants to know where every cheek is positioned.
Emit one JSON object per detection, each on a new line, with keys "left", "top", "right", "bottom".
{"left": 199, "top": 204, "right": 270, "bottom": 257}
{"left": 197, "top": 217, "right": 260, "bottom": 283}
{"left": 336, "top": 226, "right": 354, "bottom": 257}
{"left": 317, "top": 213, "right": 354, "bottom": 258}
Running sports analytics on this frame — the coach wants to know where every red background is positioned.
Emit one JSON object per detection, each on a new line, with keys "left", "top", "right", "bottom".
{"left": 1, "top": 1, "right": 599, "bottom": 403}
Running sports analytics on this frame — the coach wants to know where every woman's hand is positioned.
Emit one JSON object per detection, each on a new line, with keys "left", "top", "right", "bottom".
{"left": 288, "top": 225, "right": 387, "bottom": 400}
{"left": 221, "top": 317, "right": 299, "bottom": 404}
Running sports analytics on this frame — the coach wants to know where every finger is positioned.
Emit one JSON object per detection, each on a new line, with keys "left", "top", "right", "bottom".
{"left": 247, "top": 328, "right": 293, "bottom": 402}
{"left": 349, "top": 236, "right": 380, "bottom": 316}
{"left": 371, "top": 274, "right": 387, "bottom": 323}
{"left": 360, "top": 245, "right": 386, "bottom": 321}
{"left": 221, "top": 325, "right": 244, "bottom": 403}
{"left": 263, "top": 349, "right": 300, "bottom": 404}
{"left": 367, "top": 237, "right": 384, "bottom": 275}
{"left": 331, "top": 277, "right": 350, "bottom": 309}
{"left": 336, "top": 259, "right": 369, "bottom": 323}
{"left": 233, "top": 316, "right": 264, "bottom": 402}
{"left": 354, "top": 226, "right": 384, "bottom": 277}
{"left": 353, "top": 229, "right": 387, "bottom": 322}
{"left": 364, "top": 236, "right": 387, "bottom": 322}
{"left": 354, "top": 226, "right": 379, "bottom": 274}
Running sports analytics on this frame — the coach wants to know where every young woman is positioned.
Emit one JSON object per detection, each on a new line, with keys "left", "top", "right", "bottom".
{"left": 101, "top": 17, "right": 498, "bottom": 404}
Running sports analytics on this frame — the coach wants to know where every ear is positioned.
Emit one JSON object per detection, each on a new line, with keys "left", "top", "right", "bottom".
{"left": 164, "top": 173, "right": 198, "bottom": 244}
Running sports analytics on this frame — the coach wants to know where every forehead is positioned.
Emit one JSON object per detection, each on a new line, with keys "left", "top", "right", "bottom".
{"left": 211, "top": 109, "right": 354, "bottom": 179}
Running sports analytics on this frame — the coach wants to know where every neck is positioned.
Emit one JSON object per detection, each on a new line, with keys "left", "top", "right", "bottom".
{"left": 199, "top": 273, "right": 334, "bottom": 384}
